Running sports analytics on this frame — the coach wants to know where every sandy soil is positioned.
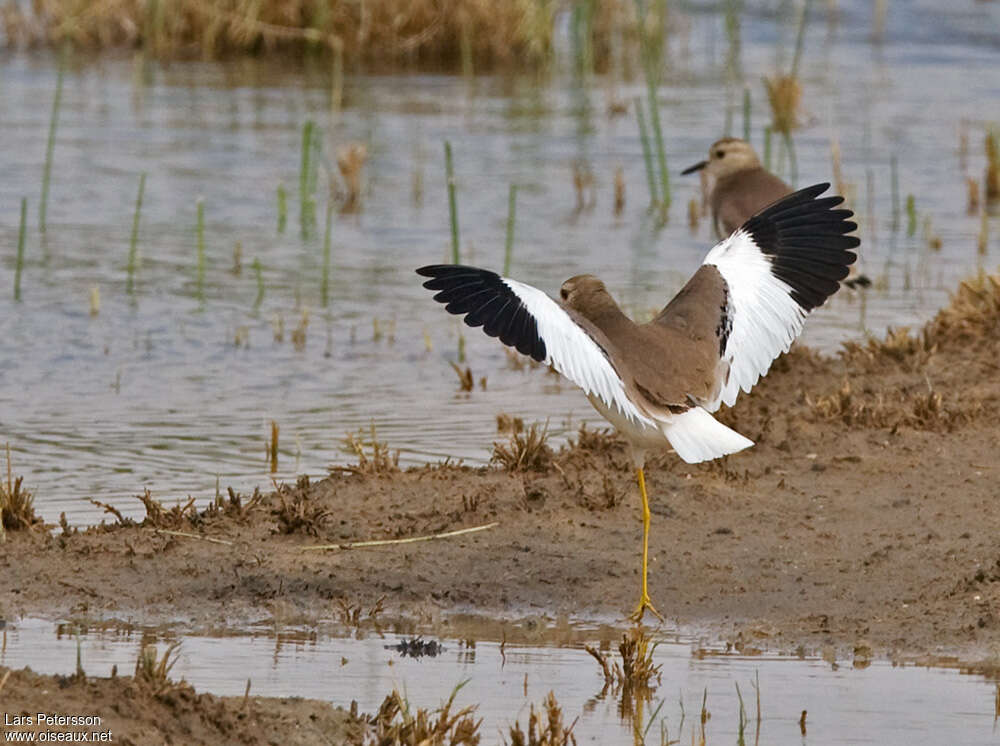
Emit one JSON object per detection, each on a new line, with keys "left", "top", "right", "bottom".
{"left": 2, "top": 273, "right": 1000, "bottom": 742}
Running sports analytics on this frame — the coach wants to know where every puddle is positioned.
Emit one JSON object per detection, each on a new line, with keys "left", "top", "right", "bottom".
{"left": 1, "top": 0, "right": 999, "bottom": 525}
{"left": 1, "top": 617, "right": 997, "bottom": 744}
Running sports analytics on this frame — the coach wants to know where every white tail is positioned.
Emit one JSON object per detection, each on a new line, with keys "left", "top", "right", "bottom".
{"left": 661, "top": 407, "right": 754, "bottom": 463}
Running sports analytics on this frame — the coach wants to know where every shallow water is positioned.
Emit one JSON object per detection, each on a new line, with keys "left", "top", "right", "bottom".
{"left": 0, "top": 0, "right": 999, "bottom": 525}
{"left": 1, "top": 616, "right": 998, "bottom": 744}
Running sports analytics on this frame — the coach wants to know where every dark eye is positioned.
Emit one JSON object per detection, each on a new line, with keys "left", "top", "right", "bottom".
{"left": 715, "top": 149, "right": 725, "bottom": 158}
{"left": 560, "top": 287, "right": 569, "bottom": 300}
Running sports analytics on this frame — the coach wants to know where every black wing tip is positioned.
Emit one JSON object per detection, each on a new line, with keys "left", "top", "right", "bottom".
{"left": 416, "top": 264, "right": 547, "bottom": 363}
{"left": 741, "top": 183, "right": 860, "bottom": 313}
{"left": 416, "top": 264, "right": 497, "bottom": 277}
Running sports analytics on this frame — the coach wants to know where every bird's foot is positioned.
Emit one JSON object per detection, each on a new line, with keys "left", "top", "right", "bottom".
{"left": 627, "top": 595, "right": 664, "bottom": 624}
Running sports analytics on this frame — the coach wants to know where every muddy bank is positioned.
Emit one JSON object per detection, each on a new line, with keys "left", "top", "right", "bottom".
{"left": 0, "top": 665, "right": 359, "bottom": 745}
{"left": 2, "top": 273, "right": 1000, "bottom": 662}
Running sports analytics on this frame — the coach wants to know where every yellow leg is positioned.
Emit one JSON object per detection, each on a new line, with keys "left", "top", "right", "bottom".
{"left": 628, "top": 467, "right": 664, "bottom": 623}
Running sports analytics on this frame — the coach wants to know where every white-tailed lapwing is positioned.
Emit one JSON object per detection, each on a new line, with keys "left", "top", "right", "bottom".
{"left": 682, "top": 137, "right": 791, "bottom": 239}
{"left": 416, "top": 183, "right": 859, "bottom": 622}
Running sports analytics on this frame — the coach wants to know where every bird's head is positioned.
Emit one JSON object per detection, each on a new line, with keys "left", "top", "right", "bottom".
{"left": 559, "top": 275, "right": 616, "bottom": 317}
{"left": 682, "top": 137, "right": 762, "bottom": 180}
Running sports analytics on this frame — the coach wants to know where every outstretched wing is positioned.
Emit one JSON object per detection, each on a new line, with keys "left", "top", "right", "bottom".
{"left": 698, "top": 182, "right": 859, "bottom": 410}
{"left": 416, "top": 265, "right": 655, "bottom": 426}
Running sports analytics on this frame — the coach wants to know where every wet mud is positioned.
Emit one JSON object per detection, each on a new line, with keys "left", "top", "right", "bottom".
{"left": 2, "top": 275, "right": 1000, "bottom": 742}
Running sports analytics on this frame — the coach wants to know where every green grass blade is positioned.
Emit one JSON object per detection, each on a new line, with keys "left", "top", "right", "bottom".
{"left": 15, "top": 197, "right": 27, "bottom": 301}
{"left": 126, "top": 172, "right": 147, "bottom": 295}
{"left": 444, "top": 141, "right": 460, "bottom": 263}
{"left": 39, "top": 44, "right": 67, "bottom": 233}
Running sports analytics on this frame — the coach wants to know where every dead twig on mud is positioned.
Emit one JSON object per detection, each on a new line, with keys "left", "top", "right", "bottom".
{"left": 149, "top": 528, "right": 234, "bottom": 546}
{"left": 301, "top": 521, "right": 498, "bottom": 551}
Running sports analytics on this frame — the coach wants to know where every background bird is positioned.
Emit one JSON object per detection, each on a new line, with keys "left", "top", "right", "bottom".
{"left": 416, "top": 183, "right": 859, "bottom": 622}
{"left": 683, "top": 137, "right": 869, "bottom": 287}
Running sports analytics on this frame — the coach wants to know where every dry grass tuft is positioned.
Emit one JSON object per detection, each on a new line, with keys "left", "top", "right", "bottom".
{"left": 763, "top": 75, "right": 802, "bottom": 135}
{"left": 986, "top": 130, "right": 1000, "bottom": 203}
{"left": 492, "top": 422, "right": 553, "bottom": 472}
{"left": 840, "top": 326, "right": 936, "bottom": 372}
{"left": 496, "top": 413, "right": 525, "bottom": 434}
{"left": 1, "top": 476, "right": 42, "bottom": 533}
{"left": 338, "top": 424, "right": 400, "bottom": 476}
{"left": 364, "top": 683, "right": 481, "bottom": 745}
{"left": 4, "top": 0, "right": 558, "bottom": 70}
{"left": 134, "top": 489, "right": 197, "bottom": 528}
{"left": 271, "top": 475, "right": 329, "bottom": 535}
{"left": 585, "top": 627, "right": 662, "bottom": 695}
{"left": 567, "top": 423, "right": 621, "bottom": 456}
{"left": 201, "top": 486, "right": 264, "bottom": 522}
{"left": 134, "top": 642, "right": 184, "bottom": 697}
{"left": 336, "top": 142, "right": 368, "bottom": 210}
{"left": 337, "top": 595, "right": 385, "bottom": 628}
{"left": 926, "top": 270, "right": 1000, "bottom": 342}
{"left": 450, "top": 361, "right": 475, "bottom": 392}
{"left": 807, "top": 379, "right": 976, "bottom": 432}
{"left": 506, "top": 691, "right": 577, "bottom": 746}
{"left": 1, "top": 445, "right": 42, "bottom": 534}
{"left": 840, "top": 271, "right": 1000, "bottom": 370}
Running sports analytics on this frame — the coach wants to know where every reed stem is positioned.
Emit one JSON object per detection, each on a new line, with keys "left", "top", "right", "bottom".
{"left": 40, "top": 43, "right": 67, "bottom": 233}
{"left": 444, "top": 141, "right": 460, "bottom": 263}
{"left": 890, "top": 154, "right": 900, "bottom": 233}
{"left": 905, "top": 195, "right": 917, "bottom": 237}
{"left": 503, "top": 184, "right": 518, "bottom": 276}
{"left": 634, "top": 97, "right": 658, "bottom": 205}
{"left": 126, "top": 172, "right": 146, "bottom": 295}
{"left": 196, "top": 197, "right": 205, "bottom": 300}
{"left": 330, "top": 38, "right": 344, "bottom": 112}
{"left": 783, "top": 130, "right": 797, "bottom": 186}
{"left": 321, "top": 199, "right": 334, "bottom": 306}
{"left": 14, "top": 198, "right": 27, "bottom": 301}
{"left": 790, "top": 0, "right": 814, "bottom": 78}
{"left": 252, "top": 258, "right": 264, "bottom": 310}
{"left": 277, "top": 183, "right": 287, "bottom": 234}
{"left": 300, "top": 120, "right": 316, "bottom": 238}
{"left": 763, "top": 126, "right": 773, "bottom": 171}
{"left": 645, "top": 69, "right": 670, "bottom": 210}
{"left": 635, "top": 6, "right": 670, "bottom": 211}
{"left": 742, "top": 88, "right": 751, "bottom": 142}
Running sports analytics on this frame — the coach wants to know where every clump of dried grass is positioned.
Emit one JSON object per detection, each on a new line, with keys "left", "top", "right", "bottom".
{"left": 364, "top": 683, "right": 481, "bottom": 746}
{"left": 585, "top": 627, "right": 662, "bottom": 695}
{"left": 841, "top": 271, "right": 1000, "bottom": 369}
{"left": 496, "top": 413, "right": 525, "bottom": 434}
{"left": 134, "top": 642, "right": 184, "bottom": 697}
{"left": 807, "top": 379, "right": 975, "bottom": 432}
{"left": 0, "top": 445, "right": 41, "bottom": 535}
{"left": 271, "top": 475, "right": 329, "bottom": 535}
{"left": 925, "top": 270, "right": 1000, "bottom": 343}
{"left": 135, "top": 489, "right": 197, "bottom": 528}
{"left": 336, "top": 595, "right": 385, "bottom": 628}
{"left": 840, "top": 326, "right": 936, "bottom": 372}
{"left": 764, "top": 75, "right": 802, "bottom": 135}
{"left": 4, "top": 0, "right": 558, "bottom": 69}
{"left": 567, "top": 423, "right": 621, "bottom": 456}
{"left": 986, "top": 130, "right": 1000, "bottom": 203}
{"left": 491, "top": 422, "right": 553, "bottom": 472}
{"left": 337, "top": 424, "right": 400, "bottom": 476}
{"left": 336, "top": 142, "right": 367, "bottom": 211}
{"left": 90, "top": 489, "right": 197, "bottom": 529}
{"left": 1, "top": 474, "right": 42, "bottom": 533}
{"left": 200, "top": 486, "right": 264, "bottom": 522}
{"left": 505, "top": 691, "right": 577, "bottom": 746}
